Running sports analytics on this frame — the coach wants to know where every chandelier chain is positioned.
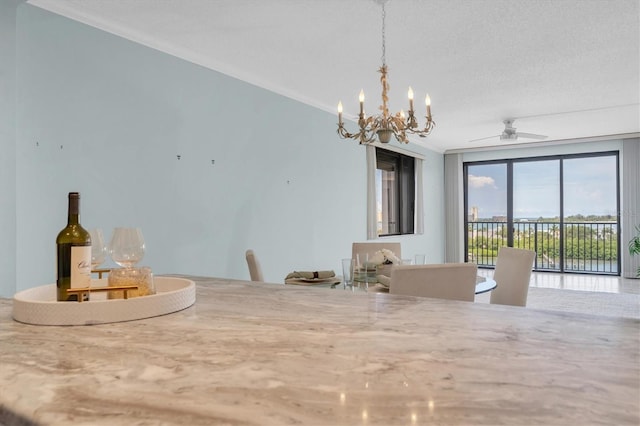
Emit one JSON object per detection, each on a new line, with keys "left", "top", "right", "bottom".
{"left": 381, "top": 3, "right": 386, "bottom": 66}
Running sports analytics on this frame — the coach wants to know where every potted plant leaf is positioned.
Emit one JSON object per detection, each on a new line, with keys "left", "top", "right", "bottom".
{"left": 630, "top": 225, "right": 640, "bottom": 278}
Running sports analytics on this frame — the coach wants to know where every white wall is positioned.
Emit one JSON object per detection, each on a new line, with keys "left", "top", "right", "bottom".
{"left": 1, "top": 4, "right": 445, "bottom": 297}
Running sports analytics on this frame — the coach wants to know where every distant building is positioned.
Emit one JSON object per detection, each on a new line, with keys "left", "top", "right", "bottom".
{"left": 468, "top": 206, "right": 478, "bottom": 222}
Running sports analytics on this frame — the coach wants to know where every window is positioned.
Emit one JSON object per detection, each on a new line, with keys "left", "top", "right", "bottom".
{"left": 464, "top": 151, "right": 620, "bottom": 275}
{"left": 376, "top": 147, "right": 415, "bottom": 236}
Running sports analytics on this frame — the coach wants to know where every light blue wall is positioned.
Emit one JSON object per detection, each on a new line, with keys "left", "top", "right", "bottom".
{"left": 2, "top": 4, "right": 445, "bottom": 297}
{"left": 0, "top": 0, "right": 23, "bottom": 300}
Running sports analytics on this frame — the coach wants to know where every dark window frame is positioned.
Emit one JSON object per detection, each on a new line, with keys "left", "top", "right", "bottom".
{"left": 376, "top": 147, "right": 415, "bottom": 236}
{"left": 463, "top": 150, "right": 620, "bottom": 275}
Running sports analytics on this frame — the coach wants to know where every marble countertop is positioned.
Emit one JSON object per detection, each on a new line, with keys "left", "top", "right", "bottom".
{"left": 1, "top": 276, "right": 638, "bottom": 425}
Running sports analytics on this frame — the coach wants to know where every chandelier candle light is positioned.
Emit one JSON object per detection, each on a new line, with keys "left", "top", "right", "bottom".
{"left": 337, "top": 0, "right": 435, "bottom": 144}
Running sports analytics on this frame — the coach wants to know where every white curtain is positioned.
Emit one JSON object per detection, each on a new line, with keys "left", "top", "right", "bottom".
{"left": 366, "top": 145, "right": 377, "bottom": 240}
{"left": 415, "top": 157, "right": 424, "bottom": 235}
{"left": 622, "top": 138, "right": 640, "bottom": 278}
{"left": 444, "top": 153, "right": 464, "bottom": 262}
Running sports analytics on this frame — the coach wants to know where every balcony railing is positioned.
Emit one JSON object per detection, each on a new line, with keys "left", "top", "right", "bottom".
{"left": 467, "top": 221, "right": 619, "bottom": 274}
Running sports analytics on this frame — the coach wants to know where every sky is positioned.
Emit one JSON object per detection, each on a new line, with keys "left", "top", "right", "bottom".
{"left": 467, "top": 155, "right": 618, "bottom": 220}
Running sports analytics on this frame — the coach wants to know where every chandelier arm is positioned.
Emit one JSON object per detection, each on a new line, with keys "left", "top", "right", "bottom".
{"left": 406, "top": 110, "right": 418, "bottom": 129}
{"left": 362, "top": 133, "right": 377, "bottom": 144}
{"left": 337, "top": 122, "right": 377, "bottom": 144}
{"left": 388, "top": 116, "right": 408, "bottom": 143}
{"left": 405, "top": 119, "right": 436, "bottom": 137}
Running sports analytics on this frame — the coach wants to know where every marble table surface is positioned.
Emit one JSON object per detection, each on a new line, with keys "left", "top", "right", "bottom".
{"left": 1, "top": 275, "right": 638, "bottom": 425}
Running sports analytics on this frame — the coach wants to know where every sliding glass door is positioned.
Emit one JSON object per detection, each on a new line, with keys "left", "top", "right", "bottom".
{"left": 464, "top": 151, "right": 620, "bottom": 275}
{"left": 513, "top": 160, "right": 560, "bottom": 270}
{"left": 562, "top": 155, "right": 619, "bottom": 273}
{"left": 465, "top": 163, "right": 507, "bottom": 266}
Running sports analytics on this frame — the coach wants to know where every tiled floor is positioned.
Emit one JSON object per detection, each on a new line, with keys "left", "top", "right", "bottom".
{"left": 477, "top": 269, "right": 640, "bottom": 295}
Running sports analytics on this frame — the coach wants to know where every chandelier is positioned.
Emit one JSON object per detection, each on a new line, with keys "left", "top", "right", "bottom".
{"left": 337, "top": 1, "right": 435, "bottom": 144}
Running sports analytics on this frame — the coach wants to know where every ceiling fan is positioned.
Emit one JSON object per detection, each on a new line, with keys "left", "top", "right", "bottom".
{"left": 469, "top": 119, "right": 548, "bottom": 143}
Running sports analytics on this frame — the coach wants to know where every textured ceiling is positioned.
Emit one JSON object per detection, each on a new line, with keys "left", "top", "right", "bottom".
{"left": 28, "top": 0, "right": 640, "bottom": 152}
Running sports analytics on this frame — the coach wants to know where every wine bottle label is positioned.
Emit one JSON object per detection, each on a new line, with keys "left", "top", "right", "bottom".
{"left": 70, "top": 246, "right": 92, "bottom": 288}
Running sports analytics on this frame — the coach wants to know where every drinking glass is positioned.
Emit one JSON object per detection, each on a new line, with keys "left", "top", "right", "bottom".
{"left": 402, "top": 258, "right": 414, "bottom": 265}
{"left": 341, "top": 258, "right": 355, "bottom": 289}
{"left": 414, "top": 254, "right": 426, "bottom": 265}
{"left": 108, "top": 266, "right": 155, "bottom": 299}
{"left": 89, "top": 228, "right": 106, "bottom": 269}
{"left": 355, "top": 253, "right": 372, "bottom": 291}
{"left": 109, "top": 227, "right": 145, "bottom": 268}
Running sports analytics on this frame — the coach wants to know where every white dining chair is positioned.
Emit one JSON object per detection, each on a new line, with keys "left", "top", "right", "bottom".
{"left": 490, "top": 247, "right": 536, "bottom": 307}
{"left": 352, "top": 242, "right": 402, "bottom": 263}
{"left": 245, "top": 249, "right": 264, "bottom": 282}
{"left": 389, "top": 263, "right": 478, "bottom": 302}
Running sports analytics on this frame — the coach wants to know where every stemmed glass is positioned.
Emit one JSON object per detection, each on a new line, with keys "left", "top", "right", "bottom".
{"left": 89, "top": 228, "right": 107, "bottom": 270}
{"left": 109, "top": 227, "right": 145, "bottom": 268}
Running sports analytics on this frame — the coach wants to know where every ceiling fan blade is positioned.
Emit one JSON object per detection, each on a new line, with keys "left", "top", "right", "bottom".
{"left": 468, "top": 134, "right": 501, "bottom": 143}
{"left": 516, "top": 132, "right": 547, "bottom": 140}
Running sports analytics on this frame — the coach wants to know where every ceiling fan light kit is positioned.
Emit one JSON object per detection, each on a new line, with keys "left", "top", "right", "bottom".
{"left": 470, "top": 119, "right": 548, "bottom": 143}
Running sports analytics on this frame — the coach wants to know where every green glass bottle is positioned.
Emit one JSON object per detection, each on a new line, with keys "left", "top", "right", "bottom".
{"left": 56, "top": 192, "right": 92, "bottom": 301}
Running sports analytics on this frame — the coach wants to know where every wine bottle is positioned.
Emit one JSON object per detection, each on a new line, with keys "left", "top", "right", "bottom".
{"left": 56, "top": 192, "right": 92, "bottom": 301}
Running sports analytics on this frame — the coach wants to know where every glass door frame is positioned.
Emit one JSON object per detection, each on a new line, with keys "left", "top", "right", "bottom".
{"left": 463, "top": 150, "right": 621, "bottom": 275}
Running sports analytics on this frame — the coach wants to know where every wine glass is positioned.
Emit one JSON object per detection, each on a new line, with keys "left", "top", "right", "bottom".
{"left": 109, "top": 227, "right": 145, "bottom": 268}
{"left": 89, "top": 228, "right": 107, "bottom": 269}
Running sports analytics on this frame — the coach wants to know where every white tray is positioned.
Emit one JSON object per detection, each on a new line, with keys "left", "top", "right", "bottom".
{"left": 12, "top": 277, "right": 196, "bottom": 326}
